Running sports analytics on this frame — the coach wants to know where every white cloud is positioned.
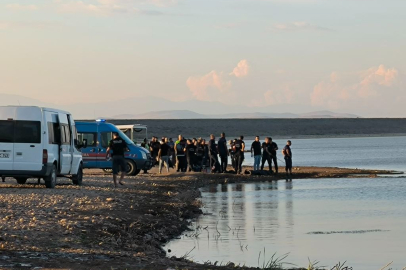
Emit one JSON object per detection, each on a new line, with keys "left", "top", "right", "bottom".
{"left": 186, "top": 71, "right": 231, "bottom": 101}
{"left": 6, "top": 4, "right": 38, "bottom": 10}
{"left": 230, "top": 60, "right": 249, "bottom": 78}
{"left": 186, "top": 60, "right": 250, "bottom": 101}
{"left": 272, "top": 21, "right": 332, "bottom": 32}
{"left": 311, "top": 65, "right": 402, "bottom": 108}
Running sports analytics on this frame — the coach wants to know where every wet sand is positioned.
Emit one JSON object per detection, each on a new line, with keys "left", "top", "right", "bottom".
{"left": 0, "top": 166, "right": 401, "bottom": 270}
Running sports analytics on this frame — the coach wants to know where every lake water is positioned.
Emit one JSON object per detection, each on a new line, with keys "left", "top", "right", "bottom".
{"left": 238, "top": 136, "right": 406, "bottom": 172}
{"left": 165, "top": 137, "right": 406, "bottom": 269}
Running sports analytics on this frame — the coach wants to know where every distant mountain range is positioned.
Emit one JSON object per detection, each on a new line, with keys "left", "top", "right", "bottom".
{"left": 0, "top": 93, "right": 359, "bottom": 119}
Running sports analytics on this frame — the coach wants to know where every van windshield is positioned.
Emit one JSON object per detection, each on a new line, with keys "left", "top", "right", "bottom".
{"left": 116, "top": 129, "right": 134, "bottom": 145}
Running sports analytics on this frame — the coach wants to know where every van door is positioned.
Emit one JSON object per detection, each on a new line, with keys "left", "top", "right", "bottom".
{"left": 77, "top": 131, "right": 98, "bottom": 168}
{"left": 58, "top": 114, "right": 72, "bottom": 174}
{"left": 98, "top": 131, "right": 113, "bottom": 168}
{"left": 13, "top": 120, "right": 42, "bottom": 171}
{"left": 0, "top": 121, "right": 14, "bottom": 171}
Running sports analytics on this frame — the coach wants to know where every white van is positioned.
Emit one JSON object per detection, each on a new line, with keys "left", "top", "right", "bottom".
{"left": 0, "top": 106, "right": 84, "bottom": 188}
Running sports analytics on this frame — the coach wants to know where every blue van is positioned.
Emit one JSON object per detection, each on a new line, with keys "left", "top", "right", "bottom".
{"left": 76, "top": 120, "right": 152, "bottom": 175}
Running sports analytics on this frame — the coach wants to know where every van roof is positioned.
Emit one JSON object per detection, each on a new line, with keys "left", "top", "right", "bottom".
{"left": 117, "top": 124, "right": 148, "bottom": 129}
{"left": 0, "top": 106, "right": 71, "bottom": 115}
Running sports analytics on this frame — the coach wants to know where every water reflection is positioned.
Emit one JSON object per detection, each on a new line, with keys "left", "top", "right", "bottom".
{"left": 166, "top": 178, "right": 406, "bottom": 270}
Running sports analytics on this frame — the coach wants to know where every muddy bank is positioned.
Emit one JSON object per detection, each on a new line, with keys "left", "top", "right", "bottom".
{"left": 0, "top": 167, "right": 400, "bottom": 270}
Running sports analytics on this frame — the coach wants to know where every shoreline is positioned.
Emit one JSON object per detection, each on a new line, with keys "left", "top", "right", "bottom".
{"left": 0, "top": 166, "right": 402, "bottom": 270}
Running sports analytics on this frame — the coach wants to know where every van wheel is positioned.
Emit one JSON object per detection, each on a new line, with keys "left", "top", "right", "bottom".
{"left": 134, "top": 169, "right": 141, "bottom": 176}
{"left": 15, "top": 177, "right": 28, "bottom": 185}
{"left": 126, "top": 160, "right": 136, "bottom": 176}
{"left": 72, "top": 164, "right": 83, "bottom": 186}
{"left": 45, "top": 165, "right": 57, "bottom": 188}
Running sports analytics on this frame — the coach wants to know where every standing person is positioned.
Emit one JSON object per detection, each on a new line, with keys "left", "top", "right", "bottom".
{"left": 234, "top": 136, "right": 245, "bottom": 174}
{"left": 158, "top": 138, "right": 170, "bottom": 174}
{"left": 106, "top": 132, "right": 128, "bottom": 188}
{"left": 268, "top": 137, "right": 279, "bottom": 174}
{"left": 251, "top": 136, "right": 262, "bottom": 171}
{"left": 282, "top": 140, "right": 293, "bottom": 181}
{"left": 195, "top": 139, "right": 204, "bottom": 172}
{"left": 149, "top": 137, "right": 159, "bottom": 166}
{"left": 175, "top": 135, "right": 183, "bottom": 172}
{"left": 208, "top": 134, "right": 219, "bottom": 173}
{"left": 218, "top": 132, "right": 229, "bottom": 173}
{"left": 167, "top": 138, "right": 175, "bottom": 168}
{"left": 261, "top": 137, "right": 272, "bottom": 172}
{"left": 185, "top": 139, "right": 197, "bottom": 172}
{"left": 202, "top": 139, "right": 209, "bottom": 172}
{"left": 229, "top": 140, "right": 235, "bottom": 169}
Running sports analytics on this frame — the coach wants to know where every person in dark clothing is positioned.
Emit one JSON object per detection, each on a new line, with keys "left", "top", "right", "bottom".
{"left": 251, "top": 136, "right": 262, "bottom": 171}
{"left": 106, "top": 133, "right": 128, "bottom": 187}
{"left": 208, "top": 134, "right": 219, "bottom": 173}
{"left": 268, "top": 137, "right": 279, "bottom": 174}
{"left": 195, "top": 139, "right": 205, "bottom": 171}
{"left": 218, "top": 132, "right": 229, "bottom": 173}
{"left": 178, "top": 138, "right": 187, "bottom": 172}
{"left": 158, "top": 138, "right": 170, "bottom": 174}
{"left": 167, "top": 138, "right": 175, "bottom": 168}
{"left": 233, "top": 136, "right": 245, "bottom": 174}
{"left": 202, "top": 139, "right": 209, "bottom": 172}
{"left": 149, "top": 137, "right": 160, "bottom": 166}
{"left": 261, "top": 137, "right": 272, "bottom": 172}
{"left": 185, "top": 139, "right": 197, "bottom": 172}
{"left": 282, "top": 140, "right": 293, "bottom": 181}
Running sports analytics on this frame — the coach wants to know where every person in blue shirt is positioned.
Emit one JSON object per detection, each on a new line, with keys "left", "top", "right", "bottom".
{"left": 251, "top": 136, "right": 262, "bottom": 171}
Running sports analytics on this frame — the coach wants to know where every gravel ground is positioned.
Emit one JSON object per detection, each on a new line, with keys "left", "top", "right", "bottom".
{"left": 0, "top": 166, "right": 397, "bottom": 270}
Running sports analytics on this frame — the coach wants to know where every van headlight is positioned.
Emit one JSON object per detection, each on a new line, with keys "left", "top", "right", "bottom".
{"left": 142, "top": 152, "right": 147, "bottom": 159}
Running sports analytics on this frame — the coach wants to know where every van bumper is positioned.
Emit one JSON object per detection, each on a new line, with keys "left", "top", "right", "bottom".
{"left": 0, "top": 164, "right": 53, "bottom": 178}
{"left": 142, "top": 157, "right": 154, "bottom": 171}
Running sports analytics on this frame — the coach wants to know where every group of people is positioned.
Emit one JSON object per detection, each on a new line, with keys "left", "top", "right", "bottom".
{"left": 105, "top": 132, "right": 293, "bottom": 187}
{"left": 146, "top": 133, "right": 293, "bottom": 177}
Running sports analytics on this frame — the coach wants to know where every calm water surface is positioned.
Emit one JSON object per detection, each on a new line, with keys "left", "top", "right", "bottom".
{"left": 166, "top": 179, "right": 406, "bottom": 269}
{"left": 166, "top": 137, "right": 406, "bottom": 269}
{"left": 240, "top": 136, "right": 406, "bottom": 172}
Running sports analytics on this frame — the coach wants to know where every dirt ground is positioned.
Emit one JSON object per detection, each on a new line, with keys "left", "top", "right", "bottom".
{"left": 0, "top": 166, "right": 399, "bottom": 270}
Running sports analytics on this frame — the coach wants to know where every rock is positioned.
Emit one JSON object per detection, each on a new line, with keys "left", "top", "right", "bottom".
{"left": 106, "top": 198, "right": 115, "bottom": 202}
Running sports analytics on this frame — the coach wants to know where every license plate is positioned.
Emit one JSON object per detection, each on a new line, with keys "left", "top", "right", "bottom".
{"left": 0, "top": 153, "right": 10, "bottom": 158}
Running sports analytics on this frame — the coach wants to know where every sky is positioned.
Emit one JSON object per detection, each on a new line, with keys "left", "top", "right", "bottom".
{"left": 0, "top": 0, "right": 405, "bottom": 117}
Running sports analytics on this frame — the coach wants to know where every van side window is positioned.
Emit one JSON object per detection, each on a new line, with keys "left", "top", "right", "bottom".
{"left": 0, "top": 121, "right": 14, "bottom": 143}
{"left": 14, "top": 121, "right": 41, "bottom": 144}
{"left": 77, "top": 133, "right": 97, "bottom": 147}
{"left": 63, "top": 125, "right": 71, "bottom": 144}
{"left": 48, "top": 122, "right": 61, "bottom": 144}
{"left": 100, "top": 132, "right": 112, "bottom": 148}
{"left": 0, "top": 121, "right": 40, "bottom": 143}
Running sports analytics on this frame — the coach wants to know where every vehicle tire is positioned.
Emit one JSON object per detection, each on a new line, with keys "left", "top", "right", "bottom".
{"left": 102, "top": 169, "right": 113, "bottom": 173}
{"left": 134, "top": 169, "right": 141, "bottom": 176}
{"left": 15, "top": 177, "right": 28, "bottom": 185}
{"left": 44, "top": 165, "right": 57, "bottom": 189}
{"left": 126, "top": 160, "right": 137, "bottom": 176}
{"left": 72, "top": 164, "right": 83, "bottom": 186}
